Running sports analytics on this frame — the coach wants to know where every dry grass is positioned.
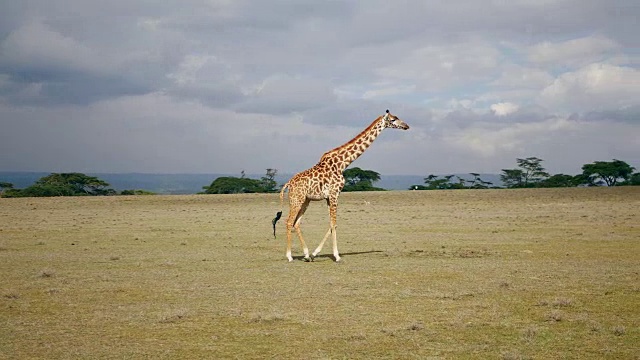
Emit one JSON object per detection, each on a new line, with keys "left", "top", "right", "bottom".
{"left": 1, "top": 187, "right": 638, "bottom": 359}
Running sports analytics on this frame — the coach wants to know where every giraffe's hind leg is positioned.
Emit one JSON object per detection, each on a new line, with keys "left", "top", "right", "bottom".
{"left": 294, "top": 199, "right": 311, "bottom": 261}
{"left": 285, "top": 208, "right": 298, "bottom": 262}
{"left": 285, "top": 196, "right": 310, "bottom": 262}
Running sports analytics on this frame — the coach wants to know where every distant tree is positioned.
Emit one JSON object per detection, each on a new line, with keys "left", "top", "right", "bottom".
{"left": 0, "top": 181, "right": 13, "bottom": 194}
{"left": 431, "top": 178, "right": 452, "bottom": 189}
{"left": 625, "top": 172, "right": 640, "bottom": 186}
{"left": 517, "top": 157, "right": 549, "bottom": 186}
{"left": 417, "top": 174, "right": 462, "bottom": 190}
{"left": 36, "top": 173, "right": 112, "bottom": 195}
{"left": 18, "top": 183, "right": 76, "bottom": 197}
{"left": 203, "top": 176, "right": 263, "bottom": 194}
{"left": 259, "top": 168, "right": 278, "bottom": 193}
{"left": 419, "top": 174, "right": 440, "bottom": 190}
{"left": 467, "top": 173, "right": 491, "bottom": 189}
{"left": 620, "top": 172, "right": 640, "bottom": 185}
{"left": 120, "top": 189, "right": 156, "bottom": 195}
{"left": 581, "top": 159, "right": 635, "bottom": 186}
{"left": 343, "top": 167, "right": 384, "bottom": 191}
{"left": 3, "top": 173, "right": 114, "bottom": 197}
{"left": 500, "top": 169, "right": 525, "bottom": 188}
{"left": 538, "top": 174, "right": 578, "bottom": 188}
{"left": 501, "top": 157, "right": 549, "bottom": 188}
{"left": 422, "top": 174, "right": 438, "bottom": 188}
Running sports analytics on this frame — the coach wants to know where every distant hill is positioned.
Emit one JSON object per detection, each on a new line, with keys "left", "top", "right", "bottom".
{"left": 0, "top": 172, "right": 502, "bottom": 194}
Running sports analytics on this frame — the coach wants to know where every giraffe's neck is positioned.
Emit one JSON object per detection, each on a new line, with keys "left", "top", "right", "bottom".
{"left": 320, "top": 116, "right": 385, "bottom": 172}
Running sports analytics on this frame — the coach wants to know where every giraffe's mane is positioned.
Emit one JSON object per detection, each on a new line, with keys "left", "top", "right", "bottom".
{"left": 319, "top": 115, "right": 383, "bottom": 160}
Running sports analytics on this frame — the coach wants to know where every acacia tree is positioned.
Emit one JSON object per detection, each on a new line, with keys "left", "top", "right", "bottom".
{"left": 343, "top": 167, "right": 383, "bottom": 191}
{"left": 34, "top": 173, "right": 112, "bottom": 195}
{"left": 0, "top": 181, "right": 13, "bottom": 191}
{"left": 203, "top": 176, "right": 263, "bottom": 194}
{"left": 203, "top": 169, "right": 281, "bottom": 194}
{"left": 260, "top": 168, "right": 278, "bottom": 193}
{"left": 581, "top": 159, "right": 635, "bottom": 186}
{"left": 2, "top": 173, "right": 114, "bottom": 197}
{"left": 0, "top": 182, "right": 14, "bottom": 197}
{"left": 467, "top": 173, "right": 492, "bottom": 189}
{"left": 627, "top": 172, "right": 640, "bottom": 186}
{"left": 500, "top": 169, "right": 525, "bottom": 188}
{"left": 421, "top": 174, "right": 450, "bottom": 189}
{"left": 517, "top": 157, "right": 549, "bottom": 186}
{"left": 501, "top": 157, "right": 549, "bottom": 188}
{"left": 418, "top": 174, "right": 462, "bottom": 190}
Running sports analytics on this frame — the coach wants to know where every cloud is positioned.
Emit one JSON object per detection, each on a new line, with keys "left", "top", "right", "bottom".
{"left": 490, "top": 64, "right": 554, "bottom": 90}
{"left": 374, "top": 41, "right": 502, "bottom": 93}
{"left": 526, "top": 35, "right": 620, "bottom": 68}
{"left": 0, "top": 20, "right": 106, "bottom": 74}
{"left": 0, "top": 0, "right": 638, "bottom": 176}
{"left": 446, "top": 116, "right": 577, "bottom": 157}
{"left": 234, "top": 75, "right": 337, "bottom": 115}
{"left": 539, "top": 63, "right": 640, "bottom": 112}
{"left": 491, "top": 102, "right": 520, "bottom": 116}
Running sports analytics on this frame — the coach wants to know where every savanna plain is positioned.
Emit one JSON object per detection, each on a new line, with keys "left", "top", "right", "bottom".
{"left": 1, "top": 188, "right": 638, "bottom": 359}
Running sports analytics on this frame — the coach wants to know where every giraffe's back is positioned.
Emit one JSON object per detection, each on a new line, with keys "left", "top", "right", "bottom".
{"left": 287, "top": 163, "right": 344, "bottom": 201}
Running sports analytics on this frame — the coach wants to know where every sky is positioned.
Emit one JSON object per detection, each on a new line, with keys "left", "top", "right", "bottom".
{"left": 0, "top": 0, "right": 639, "bottom": 176}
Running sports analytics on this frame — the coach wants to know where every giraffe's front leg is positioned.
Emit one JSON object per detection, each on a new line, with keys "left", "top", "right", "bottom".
{"left": 330, "top": 197, "right": 341, "bottom": 262}
{"left": 313, "top": 197, "right": 341, "bottom": 262}
{"left": 312, "top": 228, "right": 332, "bottom": 258}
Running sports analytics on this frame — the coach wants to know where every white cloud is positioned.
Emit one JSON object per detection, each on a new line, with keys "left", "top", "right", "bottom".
{"left": 374, "top": 41, "right": 502, "bottom": 92}
{"left": 444, "top": 116, "right": 576, "bottom": 159}
{"left": 490, "top": 102, "right": 520, "bottom": 116}
{"left": 490, "top": 64, "right": 554, "bottom": 90}
{"left": 167, "top": 55, "right": 217, "bottom": 86}
{"left": 234, "top": 74, "right": 337, "bottom": 115}
{"left": 539, "top": 63, "right": 640, "bottom": 111}
{"left": 527, "top": 35, "right": 620, "bottom": 68}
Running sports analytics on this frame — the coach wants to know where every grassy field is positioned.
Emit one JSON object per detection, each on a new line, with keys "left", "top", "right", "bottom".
{"left": 1, "top": 188, "right": 638, "bottom": 359}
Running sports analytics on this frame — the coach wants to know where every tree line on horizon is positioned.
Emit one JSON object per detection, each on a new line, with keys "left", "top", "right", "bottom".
{"left": 1, "top": 158, "right": 638, "bottom": 198}
{"left": 0, "top": 173, "right": 155, "bottom": 198}
{"left": 412, "top": 157, "right": 638, "bottom": 190}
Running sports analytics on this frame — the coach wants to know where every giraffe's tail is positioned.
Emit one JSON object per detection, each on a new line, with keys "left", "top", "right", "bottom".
{"left": 272, "top": 182, "right": 289, "bottom": 238}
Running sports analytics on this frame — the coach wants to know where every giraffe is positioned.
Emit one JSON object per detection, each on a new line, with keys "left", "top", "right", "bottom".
{"left": 272, "top": 110, "right": 410, "bottom": 262}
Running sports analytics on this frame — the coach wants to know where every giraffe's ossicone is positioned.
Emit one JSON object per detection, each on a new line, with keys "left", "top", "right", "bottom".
{"left": 272, "top": 110, "right": 410, "bottom": 262}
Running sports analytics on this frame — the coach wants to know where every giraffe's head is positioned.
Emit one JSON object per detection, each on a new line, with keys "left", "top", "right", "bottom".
{"left": 382, "top": 109, "right": 410, "bottom": 130}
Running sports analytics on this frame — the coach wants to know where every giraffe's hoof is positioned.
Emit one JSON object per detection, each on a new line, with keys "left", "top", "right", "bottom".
{"left": 303, "top": 257, "right": 311, "bottom": 262}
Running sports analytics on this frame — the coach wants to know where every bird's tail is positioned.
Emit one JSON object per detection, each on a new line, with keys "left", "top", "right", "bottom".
{"left": 272, "top": 182, "right": 289, "bottom": 238}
